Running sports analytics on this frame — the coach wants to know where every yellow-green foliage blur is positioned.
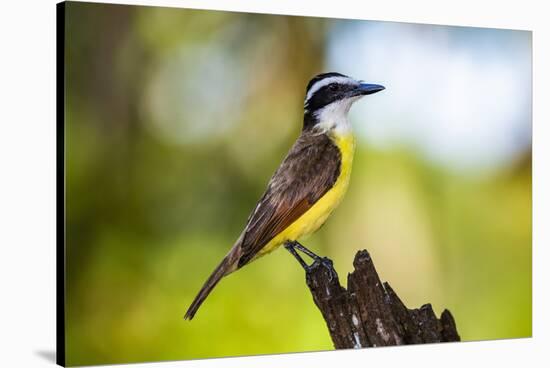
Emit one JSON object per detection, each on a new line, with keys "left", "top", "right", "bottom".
{"left": 64, "top": 2, "right": 532, "bottom": 366}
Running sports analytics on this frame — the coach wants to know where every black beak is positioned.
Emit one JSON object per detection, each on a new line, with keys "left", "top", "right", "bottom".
{"left": 352, "top": 83, "right": 385, "bottom": 97}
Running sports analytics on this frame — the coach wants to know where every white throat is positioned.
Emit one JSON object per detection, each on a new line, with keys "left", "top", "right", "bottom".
{"left": 313, "top": 97, "right": 359, "bottom": 136}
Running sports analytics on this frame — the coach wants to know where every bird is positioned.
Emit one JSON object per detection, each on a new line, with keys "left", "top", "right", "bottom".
{"left": 184, "top": 72, "right": 384, "bottom": 320}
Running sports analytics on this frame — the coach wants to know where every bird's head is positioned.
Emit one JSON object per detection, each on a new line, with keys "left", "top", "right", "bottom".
{"left": 303, "top": 72, "right": 384, "bottom": 133}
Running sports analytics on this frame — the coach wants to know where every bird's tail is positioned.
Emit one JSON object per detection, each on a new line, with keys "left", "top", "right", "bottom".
{"left": 184, "top": 252, "right": 235, "bottom": 320}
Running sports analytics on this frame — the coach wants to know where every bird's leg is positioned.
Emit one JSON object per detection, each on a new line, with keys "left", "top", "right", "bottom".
{"left": 284, "top": 241, "right": 336, "bottom": 280}
{"left": 284, "top": 241, "right": 309, "bottom": 270}
{"left": 292, "top": 241, "right": 322, "bottom": 261}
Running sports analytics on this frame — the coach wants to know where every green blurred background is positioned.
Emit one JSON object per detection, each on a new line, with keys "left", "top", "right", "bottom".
{"left": 64, "top": 2, "right": 532, "bottom": 366}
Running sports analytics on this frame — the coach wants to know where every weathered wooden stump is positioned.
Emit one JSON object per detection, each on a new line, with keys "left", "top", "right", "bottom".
{"left": 305, "top": 250, "right": 460, "bottom": 349}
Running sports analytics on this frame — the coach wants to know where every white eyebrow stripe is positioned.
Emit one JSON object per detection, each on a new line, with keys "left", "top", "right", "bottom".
{"left": 305, "top": 76, "right": 356, "bottom": 102}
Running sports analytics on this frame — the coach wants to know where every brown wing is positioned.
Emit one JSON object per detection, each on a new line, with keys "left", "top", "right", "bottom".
{"left": 237, "top": 131, "right": 341, "bottom": 268}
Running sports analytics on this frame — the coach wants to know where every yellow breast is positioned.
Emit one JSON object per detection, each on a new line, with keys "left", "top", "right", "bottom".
{"left": 256, "top": 132, "right": 355, "bottom": 258}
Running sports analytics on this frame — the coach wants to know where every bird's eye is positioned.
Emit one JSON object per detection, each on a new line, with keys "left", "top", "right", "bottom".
{"left": 328, "top": 83, "right": 339, "bottom": 91}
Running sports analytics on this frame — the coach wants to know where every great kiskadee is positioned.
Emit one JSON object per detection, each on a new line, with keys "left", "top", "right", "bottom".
{"left": 185, "top": 72, "right": 384, "bottom": 320}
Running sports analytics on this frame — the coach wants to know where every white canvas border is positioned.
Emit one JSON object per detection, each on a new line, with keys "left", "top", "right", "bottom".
{"left": 0, "top": 0, "right": 547, "bottom": 367}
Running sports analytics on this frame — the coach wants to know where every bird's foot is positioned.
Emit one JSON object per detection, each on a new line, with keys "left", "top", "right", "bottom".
{"left": 310, "top": 256, "right": 337, "bottom": 282}
{"left": 284, "top": 241, "right": 336, "bottom": 281}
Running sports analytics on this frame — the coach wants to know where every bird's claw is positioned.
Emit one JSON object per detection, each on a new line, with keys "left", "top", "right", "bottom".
{"left": 306, "top": 256, "right": 336, "bottom": 282}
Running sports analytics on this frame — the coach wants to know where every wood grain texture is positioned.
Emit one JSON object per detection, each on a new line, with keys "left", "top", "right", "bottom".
{"left": 305, "top": 250, "right": 460, "bottom": 349}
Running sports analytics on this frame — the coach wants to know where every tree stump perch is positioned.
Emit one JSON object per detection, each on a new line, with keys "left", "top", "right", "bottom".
{"left": 305, "top": 250, "right": 460, "bottom": 349}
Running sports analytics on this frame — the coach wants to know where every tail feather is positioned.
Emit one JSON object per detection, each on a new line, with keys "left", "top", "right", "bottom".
{"left": 184, "top": 254, "right": 233, "bottom": 320}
